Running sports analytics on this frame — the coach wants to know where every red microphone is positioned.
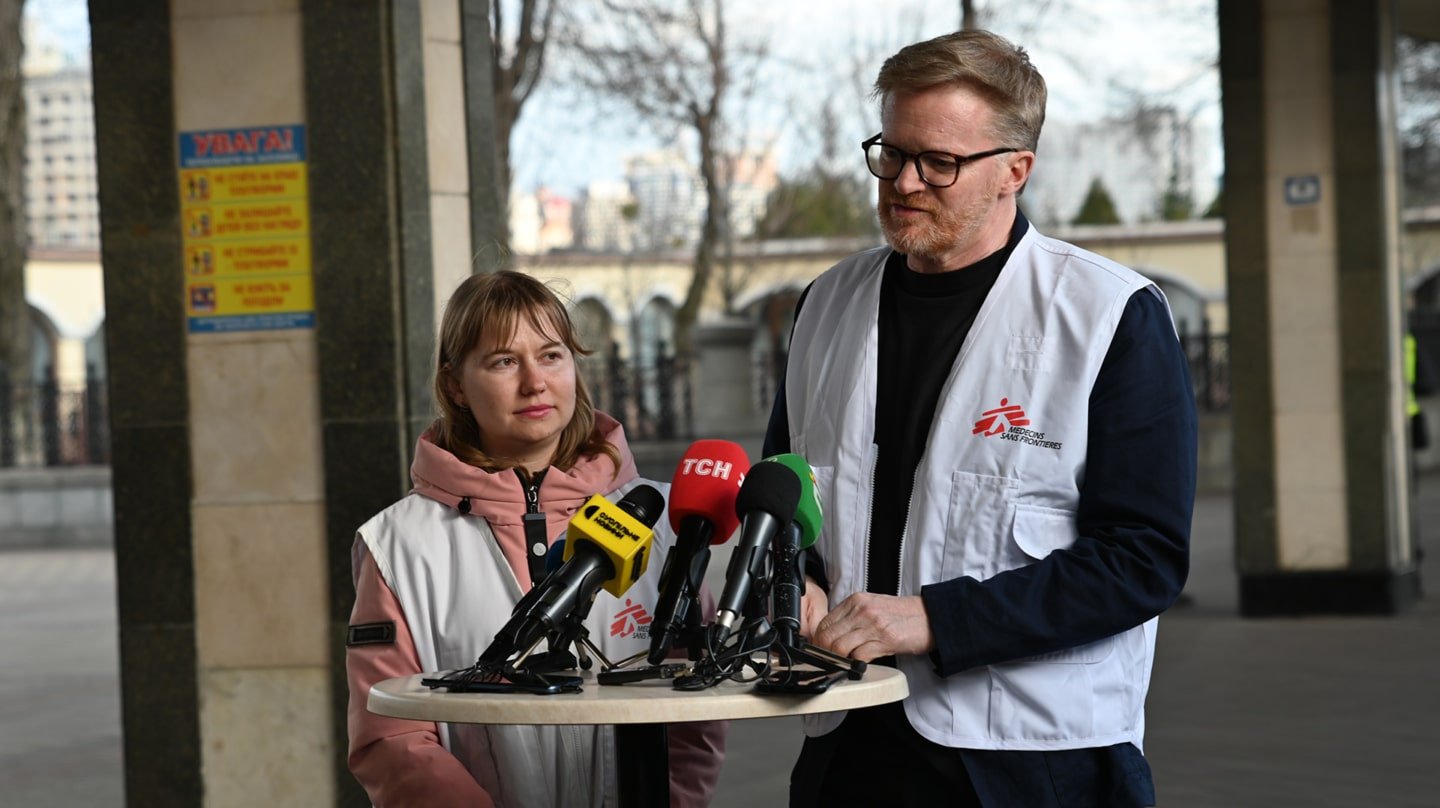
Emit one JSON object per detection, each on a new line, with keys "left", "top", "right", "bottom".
{"left": 647, "top": 440, "right": 751, "bottom": 664}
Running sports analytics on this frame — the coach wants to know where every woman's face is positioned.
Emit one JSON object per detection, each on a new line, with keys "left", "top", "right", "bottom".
{"left": 451, "top": 315, "right": 577, "bottom": 472}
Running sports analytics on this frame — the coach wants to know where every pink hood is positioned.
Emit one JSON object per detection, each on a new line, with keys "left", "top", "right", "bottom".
{"left": 408, "top": 412, "right": 640, "bottom": 589}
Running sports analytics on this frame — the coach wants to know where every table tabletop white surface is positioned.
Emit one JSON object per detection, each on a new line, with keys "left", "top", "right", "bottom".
{"left": 368, "top": 666, "right": 908, "bottom": 726}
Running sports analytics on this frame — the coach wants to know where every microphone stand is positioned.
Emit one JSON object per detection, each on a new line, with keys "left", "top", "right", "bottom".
{"left": 762, "top": 634, "right": 868, "bottom": 683}
{"left": 596, "top": 591, "right": 706, "bottom": 685}
{"left": 760, "top": 525, "right": 867, "bottom": 686}
{"left": 426, "top": 595, "right": 631, "bottom": 692}
{"left": 674, "top": 565, "right": 782, "bottom": 689}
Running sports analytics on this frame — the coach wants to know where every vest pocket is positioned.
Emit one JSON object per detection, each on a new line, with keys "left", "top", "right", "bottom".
{"left": 941, "top": 471, "right": 1019, "bottom": 581}
{"left": 1011, "top": 503, "right": 1078, "bottom": 560}
{"left": 1007, "top": 503, "right": 1114, "bottom": 664}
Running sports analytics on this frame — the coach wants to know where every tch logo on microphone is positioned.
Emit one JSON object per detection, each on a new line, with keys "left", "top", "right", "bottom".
{"left": 973, "top": 398, "right": 1063, "bottom": 450}
{"left": 679, "top": 457, "right": 742, "bottom": 482}
{"left": 610, "top": 599, "right": 653, "bottom": 639}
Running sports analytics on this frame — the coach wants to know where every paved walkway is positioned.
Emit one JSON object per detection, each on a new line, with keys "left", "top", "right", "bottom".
{"left": 2, "top": 480, "right": 1437, "bottom": 806}
{"left": 0, "top": 548, "right": 123, "bottom": 807}
{"left": 712, "top": 484, "right": 1440, "bottom": 807}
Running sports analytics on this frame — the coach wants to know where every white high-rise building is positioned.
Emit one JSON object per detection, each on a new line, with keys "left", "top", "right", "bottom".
{"left": 575, "top": 180, "right": 638, "bottom": 253}
{"left": 723, "top": 148, "right": 779, "bottom": 240}
{"left": 573, "top": 146, "right": 777, "bottom": 253}
{"left": 23, "top": 62, "right": 99, "bottom": 250}
{"left": 626, "top": 151, "right": 705, "bottom": 252}
{"left": 1024, "top": 108, "right": 1219, "bottom": 227}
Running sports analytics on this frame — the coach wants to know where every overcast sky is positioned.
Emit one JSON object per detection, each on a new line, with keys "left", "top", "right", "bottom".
{"left": 510, "top": 0, "right": 1221, "bottom": 196}
{"left": 23, "top": 0, "right": 1220, "bottom": 197}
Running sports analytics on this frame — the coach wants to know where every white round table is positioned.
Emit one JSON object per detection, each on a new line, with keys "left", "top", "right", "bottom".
{"left": 369, "top": 666, "right": 908, "bottom": 805}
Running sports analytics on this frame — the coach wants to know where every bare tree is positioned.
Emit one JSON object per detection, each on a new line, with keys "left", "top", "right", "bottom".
{"left": 566, "top": 0, "right": 766, "bottom": 357}
{"left": 490, "top": 0, "right": 562, "bottom": 257}
{"left": 1400, "top": 35, "right": 1440, "bottom": 208}
{"left": 757, "top": 96, "right": 875, "bottom": 241}
{"left": 0, "top": 0, "right": 29, "bottom": 389}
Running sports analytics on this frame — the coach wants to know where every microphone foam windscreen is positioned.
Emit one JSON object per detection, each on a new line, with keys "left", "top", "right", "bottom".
{"left": 762, "top": 454, "right": 823, "bottom": 548}
{"left": 618, "top": 483, "right": 665, "bottom": 528}
{"left": 734, "top": 460, "right": 802, "bottom": 524}
{"left": 667, "top": 440, "right": 751, "bottom": 539}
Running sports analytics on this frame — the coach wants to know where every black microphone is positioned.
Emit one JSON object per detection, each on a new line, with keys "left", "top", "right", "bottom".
{"left": 771, "top": 522, "right": 806, "bottom": 648}
{"left": 765, "top": 454, "right": 823, "bottom": 648}
{"left": 711, "top": 462, "right": 801, "bottom": 643}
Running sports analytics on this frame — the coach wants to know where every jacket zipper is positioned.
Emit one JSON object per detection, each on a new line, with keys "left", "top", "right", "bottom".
{"left": 895, "top": 465, "right": 919, "bottom": 595}
{"left": 862, "top": 446, "right": 920, "bottom": 597}
{"left": 862, "top": 445, "right": 878, "bottom": 593}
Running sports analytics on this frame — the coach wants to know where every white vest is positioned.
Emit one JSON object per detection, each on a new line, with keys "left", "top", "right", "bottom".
{"left": 787, "top": 227, "right": 1169, "bottom": 751}
{"left": 359, "top": 478, "right": 674, "bottom": 807}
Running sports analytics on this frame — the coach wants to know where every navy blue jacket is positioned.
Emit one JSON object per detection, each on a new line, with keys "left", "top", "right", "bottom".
{"left": 764, "top": 244, "right": 1197, "bottom": 807}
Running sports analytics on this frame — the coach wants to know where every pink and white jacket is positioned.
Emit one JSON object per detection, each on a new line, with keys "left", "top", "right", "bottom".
{"left": 346, "top": 413, "right": 726, "bottom": 807}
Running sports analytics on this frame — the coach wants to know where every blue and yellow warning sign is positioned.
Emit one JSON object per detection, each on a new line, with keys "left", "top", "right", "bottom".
{"left": 179, "top": 125, "right": 314, "bottom": 332}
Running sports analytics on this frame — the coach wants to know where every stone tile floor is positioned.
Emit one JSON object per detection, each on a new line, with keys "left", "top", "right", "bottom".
{"left": 2, "top": 480, "right": 1437, "bottom": 806}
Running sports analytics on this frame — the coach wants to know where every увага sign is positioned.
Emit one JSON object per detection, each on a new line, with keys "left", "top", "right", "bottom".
{"left": 179, "top": 125, "right": 314, "bottom": 333}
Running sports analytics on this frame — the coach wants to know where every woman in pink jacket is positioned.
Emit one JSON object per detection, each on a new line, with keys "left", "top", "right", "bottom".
{"left": 346, "top": 271, "right": 726, "bottom": 807}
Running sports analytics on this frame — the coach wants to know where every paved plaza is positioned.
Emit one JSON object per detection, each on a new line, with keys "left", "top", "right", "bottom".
{"left": 2, "top": 480, "right": 1438, "bottom": 806}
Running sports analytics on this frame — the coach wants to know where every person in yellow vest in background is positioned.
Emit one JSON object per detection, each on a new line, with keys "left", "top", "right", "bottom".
{"left": 1406, "top": 332, "right": 1428, "bottom": 451}
{"left": 1406, "top": 328, "right": 1432, "bottom": 563}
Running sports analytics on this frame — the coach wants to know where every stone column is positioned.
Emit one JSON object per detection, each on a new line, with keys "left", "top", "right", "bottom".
{"left": 1219, "top": 0, "right": 1421, "bottom": 615}
{"left": 93, "top": 1, "right": 495, "bottom": 804}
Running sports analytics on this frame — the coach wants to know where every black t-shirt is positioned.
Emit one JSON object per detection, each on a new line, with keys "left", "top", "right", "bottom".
{"left": 868, "top": 214, "right": 1027, "bottom": 598}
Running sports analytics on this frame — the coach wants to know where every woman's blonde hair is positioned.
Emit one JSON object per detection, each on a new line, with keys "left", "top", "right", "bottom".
{"left": 873, "top": 29, "right": 1048, "bottom": 152}
{"left": 429, "top": 270, "right": 619, "bottom": 475}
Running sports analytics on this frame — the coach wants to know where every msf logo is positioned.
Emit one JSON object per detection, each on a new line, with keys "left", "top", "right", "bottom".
{"left": 973, "top": 398, "right": 1030, "bottom": 436}
{"left": 610, "top": 599, "right": 652, "bottom": 639}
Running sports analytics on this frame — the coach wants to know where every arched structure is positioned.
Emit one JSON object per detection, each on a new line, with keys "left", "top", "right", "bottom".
{"left": 569, "top": 296, "right": 616, "bottom": 413}
{"left": 27, "top": 305, "right": 61, "bottom": 382}
{"left": 1134, "top": 267, "right": 1214, "bottom": 337}
{"left": 742, "top": 286, "right": 804, "bottom": 412}
{"left": 84, "top": 319, "right": 108, "bottom": 380}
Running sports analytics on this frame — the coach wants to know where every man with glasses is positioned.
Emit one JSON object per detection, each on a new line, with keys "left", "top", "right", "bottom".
{"left": 762, "top": 29, "right": 1196, "bottom": 807}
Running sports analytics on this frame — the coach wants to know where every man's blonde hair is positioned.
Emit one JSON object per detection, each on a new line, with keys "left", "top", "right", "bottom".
{"left": 873, "top": 30, "right": 1047, "bottom": 152}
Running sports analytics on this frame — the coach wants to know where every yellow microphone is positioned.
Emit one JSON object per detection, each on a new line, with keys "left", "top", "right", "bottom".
{"left": 565, "top": 491, "right": 658, "bottom": 597}
{"left": 503, "top": 484, "right": 664, "bottom": 654}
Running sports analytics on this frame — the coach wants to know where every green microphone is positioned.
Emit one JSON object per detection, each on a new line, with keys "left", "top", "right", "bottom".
{"left": 763, "top": 453, "right": 822, "bottom": 549}
{"left": 761, "top": 453, "right": 823, "bottom": 645}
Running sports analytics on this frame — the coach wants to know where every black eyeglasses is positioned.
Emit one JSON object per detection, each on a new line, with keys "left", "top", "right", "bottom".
{"left": 861, "top": 133, "right": 1018, "bottom": 188}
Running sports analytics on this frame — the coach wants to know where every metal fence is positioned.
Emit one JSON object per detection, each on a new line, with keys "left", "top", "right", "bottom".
{"left": 1181, "top": 331, "right": 1231, "bottom": 412}
{"left": 580, "top": 342, "right": 693, "bottom": 442}
{"left": 0, "top": 329, "right": 1228, "bottom": 468}
{"left": 0, "top": 365, "right": 110, "bottom": 468}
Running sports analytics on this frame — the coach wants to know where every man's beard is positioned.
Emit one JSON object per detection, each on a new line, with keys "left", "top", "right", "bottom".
{"left": 878, "top": 188, "right": 990, "bottom": 264}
